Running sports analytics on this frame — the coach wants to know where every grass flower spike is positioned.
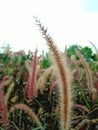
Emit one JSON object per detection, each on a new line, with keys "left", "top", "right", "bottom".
{"left": 34, "top": 17, "right": 72, "bottom": 130}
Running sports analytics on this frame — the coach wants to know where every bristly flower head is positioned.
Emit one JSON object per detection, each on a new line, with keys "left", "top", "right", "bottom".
{"left": 34, "top": 16, "right": 72, "bottom": 130}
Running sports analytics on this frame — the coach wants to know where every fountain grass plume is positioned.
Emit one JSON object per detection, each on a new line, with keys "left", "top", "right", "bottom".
{"left": 0, "top": 90, "right": 8, "bottom": 129}
{"left": 37, "top": 66, "right": 53, "bottom": 93}
{"left": 10, "top": 103, "right": 42, "bottom": 127}
{"left": 24, "top": 49, "right": 37, "bottom": 102}
{"left": 5, "top": 82, "right": 14, "bottom": 103}
{"left": 75, "top": 49, "right": 97, "bottom": 103}
{"left": 34, "top": 16, "right": 72, "bottom": 130}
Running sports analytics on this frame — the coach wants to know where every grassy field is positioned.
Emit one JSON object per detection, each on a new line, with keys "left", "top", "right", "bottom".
{"left": 0, "top": 19, "right": 98, "bottom": 130}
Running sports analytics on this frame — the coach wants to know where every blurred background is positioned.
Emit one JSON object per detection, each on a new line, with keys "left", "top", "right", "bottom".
{"left": 0, "top": 0, "right": 98, "bottom": 54}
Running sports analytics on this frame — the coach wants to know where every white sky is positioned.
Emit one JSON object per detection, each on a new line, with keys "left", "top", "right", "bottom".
{"left": 0, "top": 0, "right": 98, "bottom": 54}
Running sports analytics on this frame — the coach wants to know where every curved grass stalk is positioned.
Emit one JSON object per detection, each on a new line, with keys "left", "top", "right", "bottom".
{"left": 34, "top": 17, "right": 72, "bottom": 130}
{"left": 75, "top": 50, "right": 96, "bottom": 102}
{"left": 10, "top": 103, "right": 42, "bottom": 127}
{"left": 88, "top": 41, "right": 98, "bottom": 59}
